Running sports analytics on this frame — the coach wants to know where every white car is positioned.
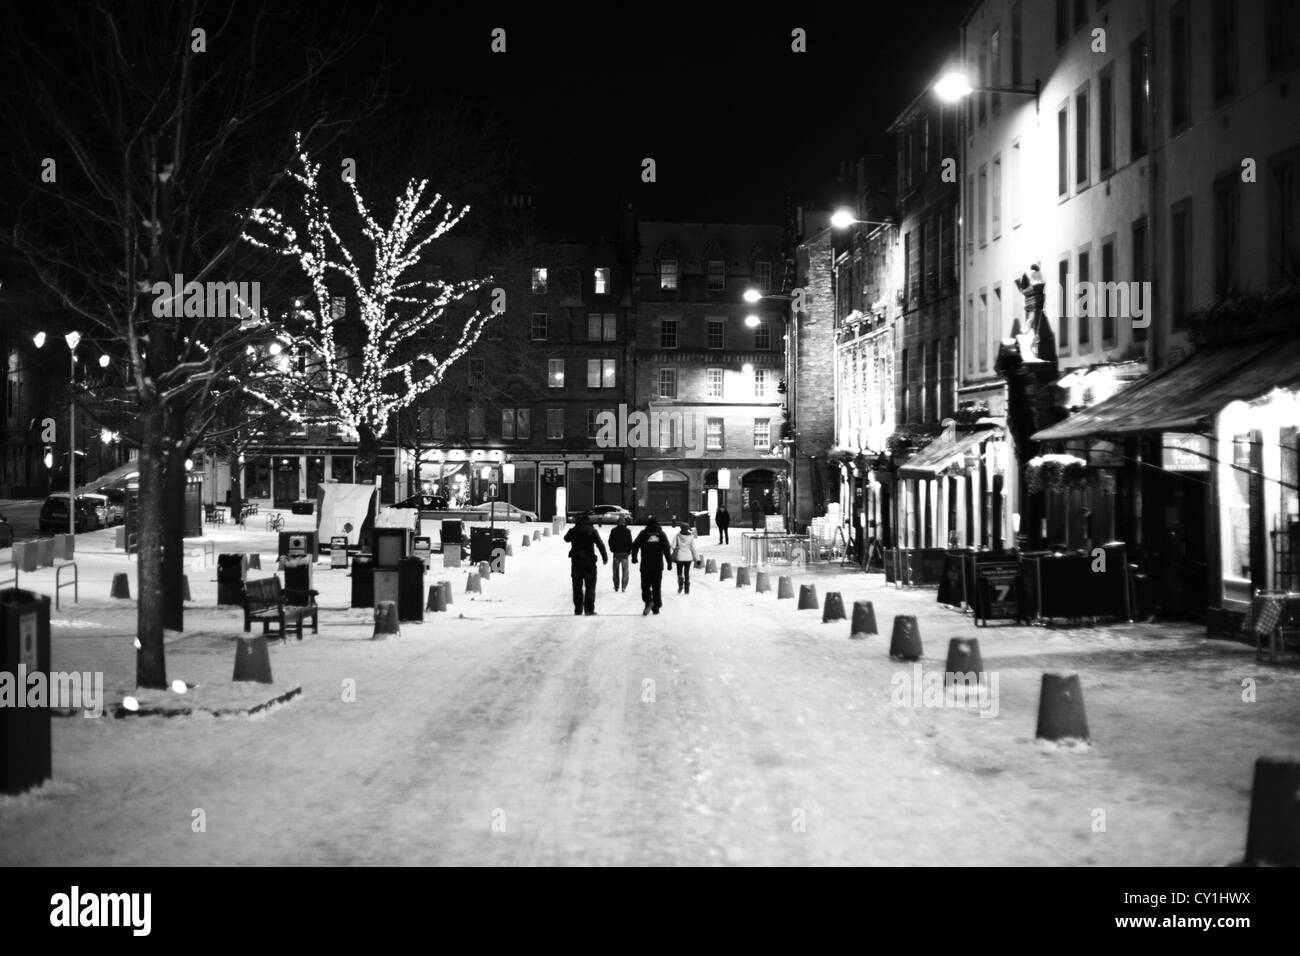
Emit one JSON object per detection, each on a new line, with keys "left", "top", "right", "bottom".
{"left": 464, "top": 501, "right": 538, "bottom": 522}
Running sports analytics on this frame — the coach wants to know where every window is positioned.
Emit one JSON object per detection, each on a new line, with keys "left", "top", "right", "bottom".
{"left": 1011, "top": 139, "right": 1022, "bottom": 227}
{"left": 1099, "top": 65, "right": 1114, "bottom": 176}
{"left": 705, "top": 418, "right": 724, "bottom": 452}
{"left": 548, "top": 358, "right": 565, "bottom": 388}
{"left": 990, "top": 28, "right": 1002, "bottom": 116}
{"left": 1170, "top": 2, "right": 1190, "bottom": 132}
{"left": 587, "top": 359, "right": 602, "bottom": 388}
{"left": 1011, "top": 1, "right": 1023, "bottom": 86}
{"left": 919, "top": 342, "right": 929, "bottom": 419}
{"left": 1214, "top": 174, "right": 1240, "bottom": 297}
{"left": 1130, "top": 34, "right": 1149, "bottom": 159}
{"left": 1055, "top": 0, "right": 1069, "bottom": 47}
{"left": 587, "top": 409, "right": 602, "bottom": 439}
{"left": 1058, "top": 104, "right": 1069, "bottom": 196}
{"left": 1267, "top": 0, "right": 1299, "bottom": 75}
{"left": 330, "top": 296, "right": 346, "bottom": 321}
{"left": 546, "top": 408, "right": 564, "bottom": 440}
{"left": 928, "top": 338, "right": 940, "bottom": 421}
{"left": 659, "top": 259, "right": 678, "bottom": 290}
{"left": 658, "top": 367, "right": 677, "bottom": 399}
{"left": 501, "top": 409, "right": 515, "bottom": 440}
{"left": 429, "top": 407, "right": 447, "bottom": 441}
{"left": 977, "top": 43, "right": 987, "bottom": 124}
{"left": 594, "top": 267, "right": 610, "bottom": 295}
{"left": 754, "top": 419, "right": 770, "bottom": 449}
{"left": 487, "top": 316, "right": 504, "bottom": 341}
{"left": 603, "top": 463, "right": 621, "bottom": 484}
{"left": 1074, "top": 0, "right": 1086, "bottom": 29}
{"left": 991, "top": 154, "right": 1002, "bottom": 239}
{"left": 1077, "top": 247, "right": 1091, "bottom": 350}
{"left": 1213, "top": 0, "right": 1238, "bottom": 101}
{"left": 1101, "top": 238, "right": 1117, "bottom": 346}
{"left": 588, "top": 313, "right": 602, "bottom": 340}
{"left": 1171, "top": 198, "right": 1192, "bottom": 330}
{"left": 660, "top": 317, "right": 678, "bottom": 348}
{"left": 657, "top": 415, "right": 678, "bottom": 449}
{"left": 754, "top": 322, "right": 771, "bottom": 350}
{"left": 468, "top": 408, "right": 485, "bottom": 439}
{"left": 924, "top": 217, "right": 936, "bottom": 295}
{"left": 604, "top": 358, "right": 616, "bottom": 387}
{"left": 469, "top": 358, "right": 485, "bottom": 385}
{"left": 531, "top": 313, "right": 547, "bottom": 340}
{"left": 517, "top": 409, "right": 531, "bottom": 440}
{"left": 531, "top": 268, "right": 548, "bottom": 294}
{"left": 901, "top": 347, "right": 909, "bottom": 419}
{"left": 706, "top": 368, "right": 724, "bottom": 399}
{"left": 904, "top": 232, "right": 914, "bottom": 300}
{"left": 602, "top": 313, "right": 616, "bottom": 341}
{"left": 966, "top": 175, "right": 975, "bottom": 254}
{"left": 755, "top": 261, "right": 773, "bottom": 293}
{"left": 754, "top": 368, "right": 769, "bottom": 398}
{"left": 965, "top": 298, "right": 974, "bottom": 373}
{"left": 707, "top": 259, "right": 726, "bottom": 292}
{"left": 1132, "top": 216, "right": 1149, "bottom": 343}
{"left": 1268, "top": 149, "right": 1298, "bottom": 286}
{"left": 707, "top": 319, "right": 725, "bottom": 349}
{"left": 1075, "top": 84, "right": 1089, "bottom": 187}
{"left": 1058, "top": 258, "right": 1071, "bottom": 353}
{"left": 978, "top": 164, "right": 988, "bottom": 246}
{"left": 978, "top": 291, "right": 988, "bottom": 372}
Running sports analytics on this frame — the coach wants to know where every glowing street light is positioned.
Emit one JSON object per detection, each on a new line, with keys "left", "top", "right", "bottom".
{"left": 830, "top": 208, "right": 898, "bottom": 230}
{"left": 98, "top": 354, "right": 110, "bottom": 368}
{"left": 745, "top": 314, "right": 761, "bottom": 328}
{"left": 933, "top": 70, "right": 1039, "bottom": 109}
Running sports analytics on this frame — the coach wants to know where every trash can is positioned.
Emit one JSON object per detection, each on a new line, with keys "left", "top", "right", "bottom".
{"left": 217, "top": 553, "right": 249, "bottom": 606}
{"left": 398, "top": 556, "right": 425, "bottom": 622}
{"left": 279, "top": 530, "right": 319, "bottom": 560}
{"left": 374, "top": 568, "right": 399, "bottom": 609}
{"left": 282, "top": 555, "right": 313, "bottom": 598}
{"left": 351, "top": 554, "right": 375, "bottom": 608}
{"left": 440, "top": 519, "right": 464, "bottom": 545}
{"left": 291, "top": 500, "right": 315, "bottom": 515}
{"left": 0, "top": 523, "right": 12, "bottom": 548}
{"left": 1, "top": 588, "right": 52, "bottom": 794}
{"left": 693, "top": 511, "right": 710, "bottom": 537}
{"left": 470, "top": 526, "right": 494, "bottom": 564}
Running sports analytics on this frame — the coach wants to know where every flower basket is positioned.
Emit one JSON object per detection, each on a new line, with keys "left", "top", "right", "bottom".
{"left": 1024, "top": 454, "right": 1089, "bottom": 494}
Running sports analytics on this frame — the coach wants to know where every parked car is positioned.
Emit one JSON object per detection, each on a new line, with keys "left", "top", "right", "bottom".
{"left": 38, "top": 494, "right": 101, "bottom": 534}
{"left": 80, "top": 493, "right": 114, "bottom": 528}
{"left": 102, "top": 487, "right": 126, "bottom": 525}
{"left": 0, "top": 512, "right": 12, "bottom": 548}
{"left": 464, "top": 501, "right": 538, "bottom": 522}
{"left": 393, "top": 493, "right": 449, "bottom": 511}
{"left": 568, "top": 504, "right": 633, "bottom": 525}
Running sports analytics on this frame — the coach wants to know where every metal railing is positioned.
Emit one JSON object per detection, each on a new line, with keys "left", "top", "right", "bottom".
{"left": 55, "top": 562, "right": 78, "bottom": 609}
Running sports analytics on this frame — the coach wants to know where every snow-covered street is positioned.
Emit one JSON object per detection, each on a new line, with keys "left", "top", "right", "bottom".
{"left": 1, "top": 518, "right": 1295, "bottom": 866}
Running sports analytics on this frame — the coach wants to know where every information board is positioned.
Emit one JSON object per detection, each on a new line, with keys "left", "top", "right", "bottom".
{"left": 974, "top": 560, "right": 1022, "bottom": 624}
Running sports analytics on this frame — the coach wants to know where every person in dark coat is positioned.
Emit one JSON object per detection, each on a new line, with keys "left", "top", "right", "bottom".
{"left": 630, "top": 516, "right": 673, "bottom": 615}
{"left": 715, "top": 505, "right": 731, "bottom": 544}
{"left": 607, "top": 516, "right": 634, "bottom": 591}
{"left": 750, "top": 500, "right": 763, "bottom": 530}
{"left": 564, "top": 514, "right": 608, "bottom": 615}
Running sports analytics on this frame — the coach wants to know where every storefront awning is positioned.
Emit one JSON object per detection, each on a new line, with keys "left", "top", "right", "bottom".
{"left": 1032, "top": 336, "right": 1300, "bottom": 441}
{"left": 898, "top": 428, "right": 999, "bottom": 478}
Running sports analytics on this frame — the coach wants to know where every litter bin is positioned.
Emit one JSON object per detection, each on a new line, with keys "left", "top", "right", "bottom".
{"left": 1, "top": 588, "right": 52, "bottom": 794}
{"left": 470, "top": 526, "right": 495, "bottom": 564}
{"left": 291, "top": 500, "right": 315, "bottom": 515}
{"left": 282, "top": 555, "right": 313, "bottom": 598}
{"left": 351, "top": 554, "right": 375, "bottom": 608}
{"left": 279, "top": 530, "right": 319, "bottom": 560}
{"left": 398, "top": 556, "right": 425, "bottom": 622}
{"left": 217, "top": 553, "right": 248, "bottom": 606}
{"left": 440, "top": 519, "right": 464, "bottom": 545}
{"left": 693, "top": 511, "right": 710, "bottom": 537}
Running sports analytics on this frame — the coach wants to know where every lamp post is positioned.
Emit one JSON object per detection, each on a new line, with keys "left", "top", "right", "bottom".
{"left": 482, "top": 464, "right": 496, "bottom": 531}
{"left": 35, "top": 330, "right": 81, "bottom": 535}
{"left": 933, "top": 70, "right": 1040, "bottom": 112}
{"left": 741, "top": 289, "right": 796, "bottom": 531}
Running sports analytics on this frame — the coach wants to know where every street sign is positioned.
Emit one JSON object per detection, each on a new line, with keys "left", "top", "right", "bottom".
{"left": 1162, "top": 433, "right": 1211, "bottom": 471}
{"left": 330, "top": 536, "right": 349, "bottom": 569}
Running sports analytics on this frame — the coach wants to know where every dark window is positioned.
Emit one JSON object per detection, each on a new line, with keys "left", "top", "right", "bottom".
{"left": 1170, "top": 2, "right": 1190, "bottom": 132}
{"left": 1074, "top": 0, "right": 1087, "bottom": 29}
{"left": 1213, "top": 0, "right": 1238, "bottom": 101}
{"left": 1214, "top": 174, "right": 1240, "bottom": 297}
{"left": 992, "top": 155, "right": 1002, "bottom": 239}
{"left": 978, "top": 44, "right": 988, "bottom": 124}
{"left": 1058, "top": 257, "right": 1071, "bottom": 353}
{"left": 1099, "top": 65, "right": 1115, "bottom": 175}
{"left": 1075, "top": 84, "right": 1089, "bottom": 186}
{"left": 1268, "top": 148, "right": 1298, "bottom": 286}
{"left": 1267, "top": 0, "right": 1299, "bottom": 75}
{"left": 707, "top": 319, "right": 725, "bottom": 349}
{"left": 978, "top": 164, "right": 988, "bottom": 246}
{"left": 1130, "top": 34, "right": 1149, "bottom": 159}
{"left": 991, "top": 28, "right": 1002, "bottom": 116}
{"left": 1056, "top": 0, "right": 1069, "bottom": 47}
{"left": 1011, "top": 1, "right": 1023, "bottom": 86}
{"left": 1077, "top": 248, "right": 1091, "bottom": 350}
{"left": 1171, "top": 198, "right": 1193, "bottom": 330}
{"left": 1101, "top": 238, "right": 1117, "bottom": 346}
{"left": 1132, "top": 217, "right": 1149, "bottom": 343}
{"left": 1058, "top": 105, "right": 1069, "bottom": 195}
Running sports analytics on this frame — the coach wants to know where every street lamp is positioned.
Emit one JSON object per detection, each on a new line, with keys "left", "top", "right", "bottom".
{"left": 934, "top": 70, "right": 1040, "bottom": 111}
{"left": 829, "top": 209, "right": 898, "bottom": 231}
{"left": 482, "top": 464, "right": 496, "bottom": 531}
{"left": 34, "top": 330, "right": 81, "bottom": 536}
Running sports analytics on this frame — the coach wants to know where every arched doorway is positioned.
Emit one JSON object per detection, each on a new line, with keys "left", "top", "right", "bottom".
{"left": 645, "top": 469, "right": 690, "bottom": 524}
{"left": 742, "top": 468, "right": 777, "bottom": 527}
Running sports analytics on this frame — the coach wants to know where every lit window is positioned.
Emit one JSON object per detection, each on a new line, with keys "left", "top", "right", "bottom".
{"left": 754, "top": 419, "right": 771, "bottom": 449}
{"left": 707, "top": 259, "right": 726, "bottom": 291}
{"left": 706, "top": 368, "right": 724, "bottom": 398}
{"left": 531, "top": 268, "right": 548, "bottom": 294}
{"left": 754, "top": 368, "right": 769, "bottom": 398}
{"left": 588, "top": 313, "right": 602, "bottom": 340}
{"left": 501, "top": 409, "right": 515, "bottom": 439}
{"left": 587, "top": 359, "right": 601, "bottom": 388}
{"left": 705, "top": 418, "right": 724, "bottom": 451}
{"left": 594, "top": 267, "right": 610, "bottom": 294}
{"left": 602, "top": 313, "right": 617, "bottom": 341}
{"left": 548, "top": 358, "right": 565, "bottom": 388}
{"left": 603, "top": 358, "right": 616, "bottom": 386}
{"left": 660, "top": 259, "right": 678, "bottom": 290}
{"left": 658, "top": 367, "right": 677, "bottom": 399}
{"left": 516, "top": 409, "right": 531, "bottom": 440}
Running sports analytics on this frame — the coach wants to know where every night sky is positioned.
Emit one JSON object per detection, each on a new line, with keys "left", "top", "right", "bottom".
{"left": 364, "top": 1, "right": 973, "bottom": 236}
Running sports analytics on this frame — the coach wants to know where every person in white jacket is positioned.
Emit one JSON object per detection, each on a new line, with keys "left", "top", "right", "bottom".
{"left": 672, "top": 524, "right": 699, "bottom": 594}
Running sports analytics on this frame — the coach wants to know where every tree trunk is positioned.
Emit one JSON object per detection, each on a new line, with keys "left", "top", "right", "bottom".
{"left": 135, "top": 401, "right": 167, "bottom": 689}
{"left": 228, "top": 454, "right": 243, "bottom": 518}
{"left": 161, "top": 436, "right": 187, "bottom": 632}
{"left": 355, "top": 424, "right": 381, "bottom": 549}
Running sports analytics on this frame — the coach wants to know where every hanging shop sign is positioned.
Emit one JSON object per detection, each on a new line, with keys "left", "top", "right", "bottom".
{"left": 1088, "top": 440, "right": 1124, "bottom": 468}
{"left": 1162, "top": 433, "right": 1211, "bottom": 471}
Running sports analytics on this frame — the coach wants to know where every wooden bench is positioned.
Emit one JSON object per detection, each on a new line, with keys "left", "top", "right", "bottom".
{"left": 243, "top": 576, "right": 318, "bottom": 640}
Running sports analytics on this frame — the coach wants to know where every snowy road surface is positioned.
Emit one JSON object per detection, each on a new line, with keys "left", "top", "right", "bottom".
{"left": 1, "top": 519, "right": 1296, "bottom": 865}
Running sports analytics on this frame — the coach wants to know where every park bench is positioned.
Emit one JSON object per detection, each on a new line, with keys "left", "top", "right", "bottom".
{"left": 242, "top": 576, "right": 318, "bottom": 640}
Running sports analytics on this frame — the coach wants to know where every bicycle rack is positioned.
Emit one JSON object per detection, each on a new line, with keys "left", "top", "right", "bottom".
{"left": 55, "top": 561, "right": 78, "bottom": 609}
{"left": 0, "top": 556, "right": 16, "bottom": 589}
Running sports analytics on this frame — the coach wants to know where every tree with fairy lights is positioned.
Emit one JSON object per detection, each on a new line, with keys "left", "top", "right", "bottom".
{"left": 244, "top": 135, "right": 495, "bottom": 488}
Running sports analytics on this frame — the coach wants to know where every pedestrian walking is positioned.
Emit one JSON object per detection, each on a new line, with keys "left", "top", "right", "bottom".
{"left": 750, "top": 500, "right": 763, "bottom": 530}
{"left": 563, "top": 514, "right": 608, "bottom": 615}
{"left": 630, "top": 516, "right": 673, "bottom": 615}
{"left": 672, "top": 523, "right": 699, "bottom": 594}
{"left": 607, "top": 515, "right": 633, "bottom": 592}
{"left": 715, "top": 505, "right": 730, "bottom": 544}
